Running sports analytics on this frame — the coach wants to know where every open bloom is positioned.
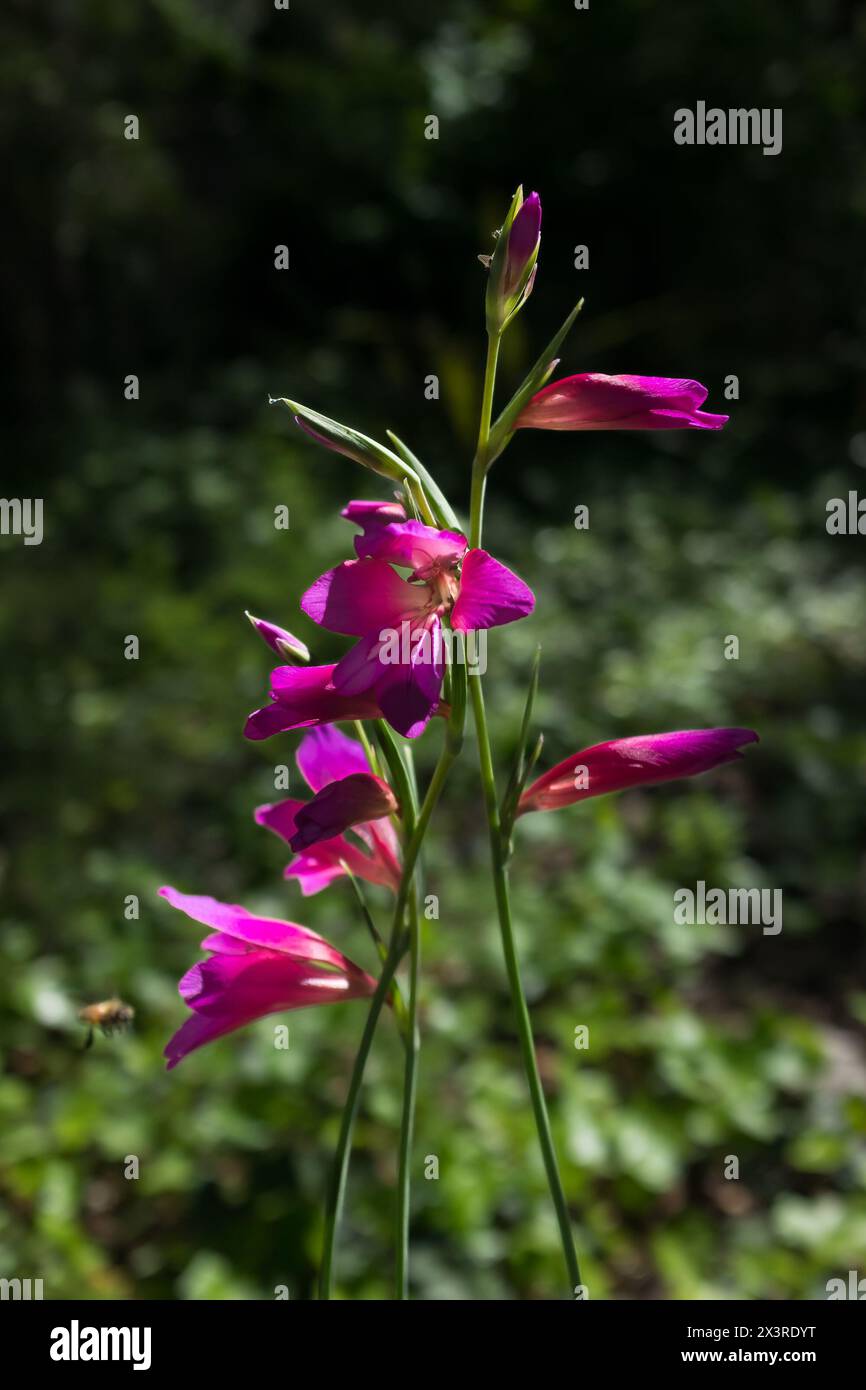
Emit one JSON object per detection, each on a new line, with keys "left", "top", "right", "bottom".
{"left": 300, "top": 509, "right": 535, "bottom": 737}
{"left": 256, "top": 725, "right": 401, "bottom": 894}
{"left": 515, "top": 374, "right": 728, "bottom": 432}
{"left": 160, "top": 886, "right": 377, "bottom": 1068}
{"left": 519, "top": 728, "right": 758, "bottom": 814}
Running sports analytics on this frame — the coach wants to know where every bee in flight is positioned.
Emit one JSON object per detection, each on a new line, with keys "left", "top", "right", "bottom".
{"left": 78, "top": 998, "right": 135, "bottom": 1050}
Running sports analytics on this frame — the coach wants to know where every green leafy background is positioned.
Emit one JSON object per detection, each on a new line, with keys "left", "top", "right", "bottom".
{"left": 1, "top": 0, "right": 864, "bottom": 1299}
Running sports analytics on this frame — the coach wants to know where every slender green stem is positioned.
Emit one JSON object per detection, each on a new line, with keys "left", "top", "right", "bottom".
{"left": 470, "top": 332, "right": 501, "bottom": 548}
{"left": 393, "top": 736, "right": 457, "bottom": 1296}
{"left": 395, "top": 881, "right": 421, "bottom": 1298}
{"left": 319, "top": 734, "right": 458, "bottom": 1299}
{"left": 353, "top": 720, "right": 381, "bottom": 777}
{"left": 467, "top": 313, "right": 581, "bottom": 1294}
{"left": 469, "top": 672, "right": 582, "bottom": 1293}
{"left": 318, "top": 930, "right": 406, "bottom": 1300}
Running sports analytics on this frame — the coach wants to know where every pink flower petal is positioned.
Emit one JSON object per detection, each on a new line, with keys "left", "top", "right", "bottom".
{"left": 341, "top": 499, "right": 407, "bottom": 534}
{"left": 354, "top": 519, "right": 467, "bottom": 576}
{"left": 331, "top": 630, "right": 390, "bottom": 697}
{"left": 158, "top": 886, "right": 354, "bottom": 973}
{"left": 244, "top": 664, "right": 382, "bottom": 739}
{"left": 255, "top": 800, "right": 400, "bottom": 895}
{"left": 451, "top": 549, "right": 535, "bottom": 631}
{"left": 301, "top": 559, "right": 429, "bottom": 636}
{"left": 374, "top": 614, "right": 445, "bottom": 738}
{"left": 296, "top": 725, "right": 370, "bottom": 793}
{"left": 289, "top": 773, "right": 398, "bottom": 852}
{"left": 286, "top": 837, "right": 400, "bottom": 895}
{"left": 252, "top": 798, "right": 305, "bottom": 843}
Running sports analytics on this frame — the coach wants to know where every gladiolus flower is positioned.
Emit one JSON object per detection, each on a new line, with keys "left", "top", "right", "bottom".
{"left": 160, "top": 887, "right": 378, "bottom": 1069}
{"left": 245, "top": 611, "right": 310, "bottom": 663}
{"left": 519, "top": 728, "right": 758, "bottom": 814}
{"left": 515, "top": 374, "right": 728, "bottom": 432}
{"left": 256, "top": 726, "right": 402, "bottom": 894}
{"left": 300, "top": 515, "right": 534, "bottom": 738}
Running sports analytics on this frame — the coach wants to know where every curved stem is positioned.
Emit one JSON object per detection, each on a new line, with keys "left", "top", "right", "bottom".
{"left": 469, "top": 671, "right": 582, "bottom": 1293}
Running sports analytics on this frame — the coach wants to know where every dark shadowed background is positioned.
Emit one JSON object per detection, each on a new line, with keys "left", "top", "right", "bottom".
{"left": 1, "top": 0, "right": 865, "bottom": 1299}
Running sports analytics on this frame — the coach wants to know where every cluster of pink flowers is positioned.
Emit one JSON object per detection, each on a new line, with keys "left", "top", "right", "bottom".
{"left": 159, "top": 185, "right": 753, "bottom": 1085}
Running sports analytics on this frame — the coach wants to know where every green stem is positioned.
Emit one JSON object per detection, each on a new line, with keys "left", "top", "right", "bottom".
{"left": 319, "top": 734, "right": 458, "bottom": 1299}
{"left": 395, "top": 880, "right": 421, "bottom": 1298}
{"left": 467, "top": 315, "right": 581, "bottom": 1295}
{"left": 469, "top": 672, "right": 582, "bottom": 1293}
{"left": 470, "top": 332, "right": 500, "bottom": 548}
{"left": 318, "top": 930, "right": 406, "bottom": 1300}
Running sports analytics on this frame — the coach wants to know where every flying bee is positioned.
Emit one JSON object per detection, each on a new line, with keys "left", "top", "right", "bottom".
{"left": 78, "top": 998, "right": 135, "bottom": 1050}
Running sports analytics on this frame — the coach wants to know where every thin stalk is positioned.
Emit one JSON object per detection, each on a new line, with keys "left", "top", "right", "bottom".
{"left": 468, "top": 310, "right": 581, "bottom": 1294}
{"left": 469, "top": 672, "right": 582, "bottom": 1293}
{"left": 395, "top": 880, "right": 421, "bottom": 1298}
{"left": 319, "top": 733, "right": 458, "bottom": 1299}
{"left": 318, "top": 930, "right": 406, "bottom": 1300}
{"left": 469, "top": 332, "right": 501, "bottom": 548}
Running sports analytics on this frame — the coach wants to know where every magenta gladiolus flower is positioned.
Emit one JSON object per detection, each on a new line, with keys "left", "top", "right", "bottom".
{"left": 300, "top": 514, "right": 535, "bottom": 738}
{"left": 256, "top": 726, "right": 402, "bottom": 894}
{"left": 515, "top": 374, "right": 728, "bottom": 432}
{"left": 519, "top": 728, "right": 758, "bottom": 814}
{"left": 245, "top": 611, "right": 310, "bottom": 663}
{"left": 160, "top": 887, "right": 378, "bottom": 1068}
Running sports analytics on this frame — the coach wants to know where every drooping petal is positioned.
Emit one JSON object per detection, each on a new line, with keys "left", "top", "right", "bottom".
{"left": 354, "top": 519, "right": 467, "bottom": 577}
{"left": 244, "top": 664, "right": 382, "bottom": 739}
{"left": 158, "top": 886, "right": 355, "bottom": 972}
{"left": 374, "top": 614, "right": 445, "bottom": 739}
{"left": 515, "top": 373, "right": 728, "bottom": 432}
{"left": 289, "top": 773, "right": 398, "bottom": 852}
{"left": 451, "top": 549, "right": 536, "bottom": 631}
{"left": 518, "top": 728, "right": 759, "bottom": 814}
{"left": 296, "top": 725, "right": 370, "bottom": 793}
{"left": 301, "top": 558, "right": 430, "bottom": 635}
{"left": 245, "top": 612, "right": 310, "bottom": 662}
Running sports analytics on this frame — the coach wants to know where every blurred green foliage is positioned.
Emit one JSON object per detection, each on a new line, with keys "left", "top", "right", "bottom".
{"left": 1, "top": 0, "right": 865, "bottom": 1299}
